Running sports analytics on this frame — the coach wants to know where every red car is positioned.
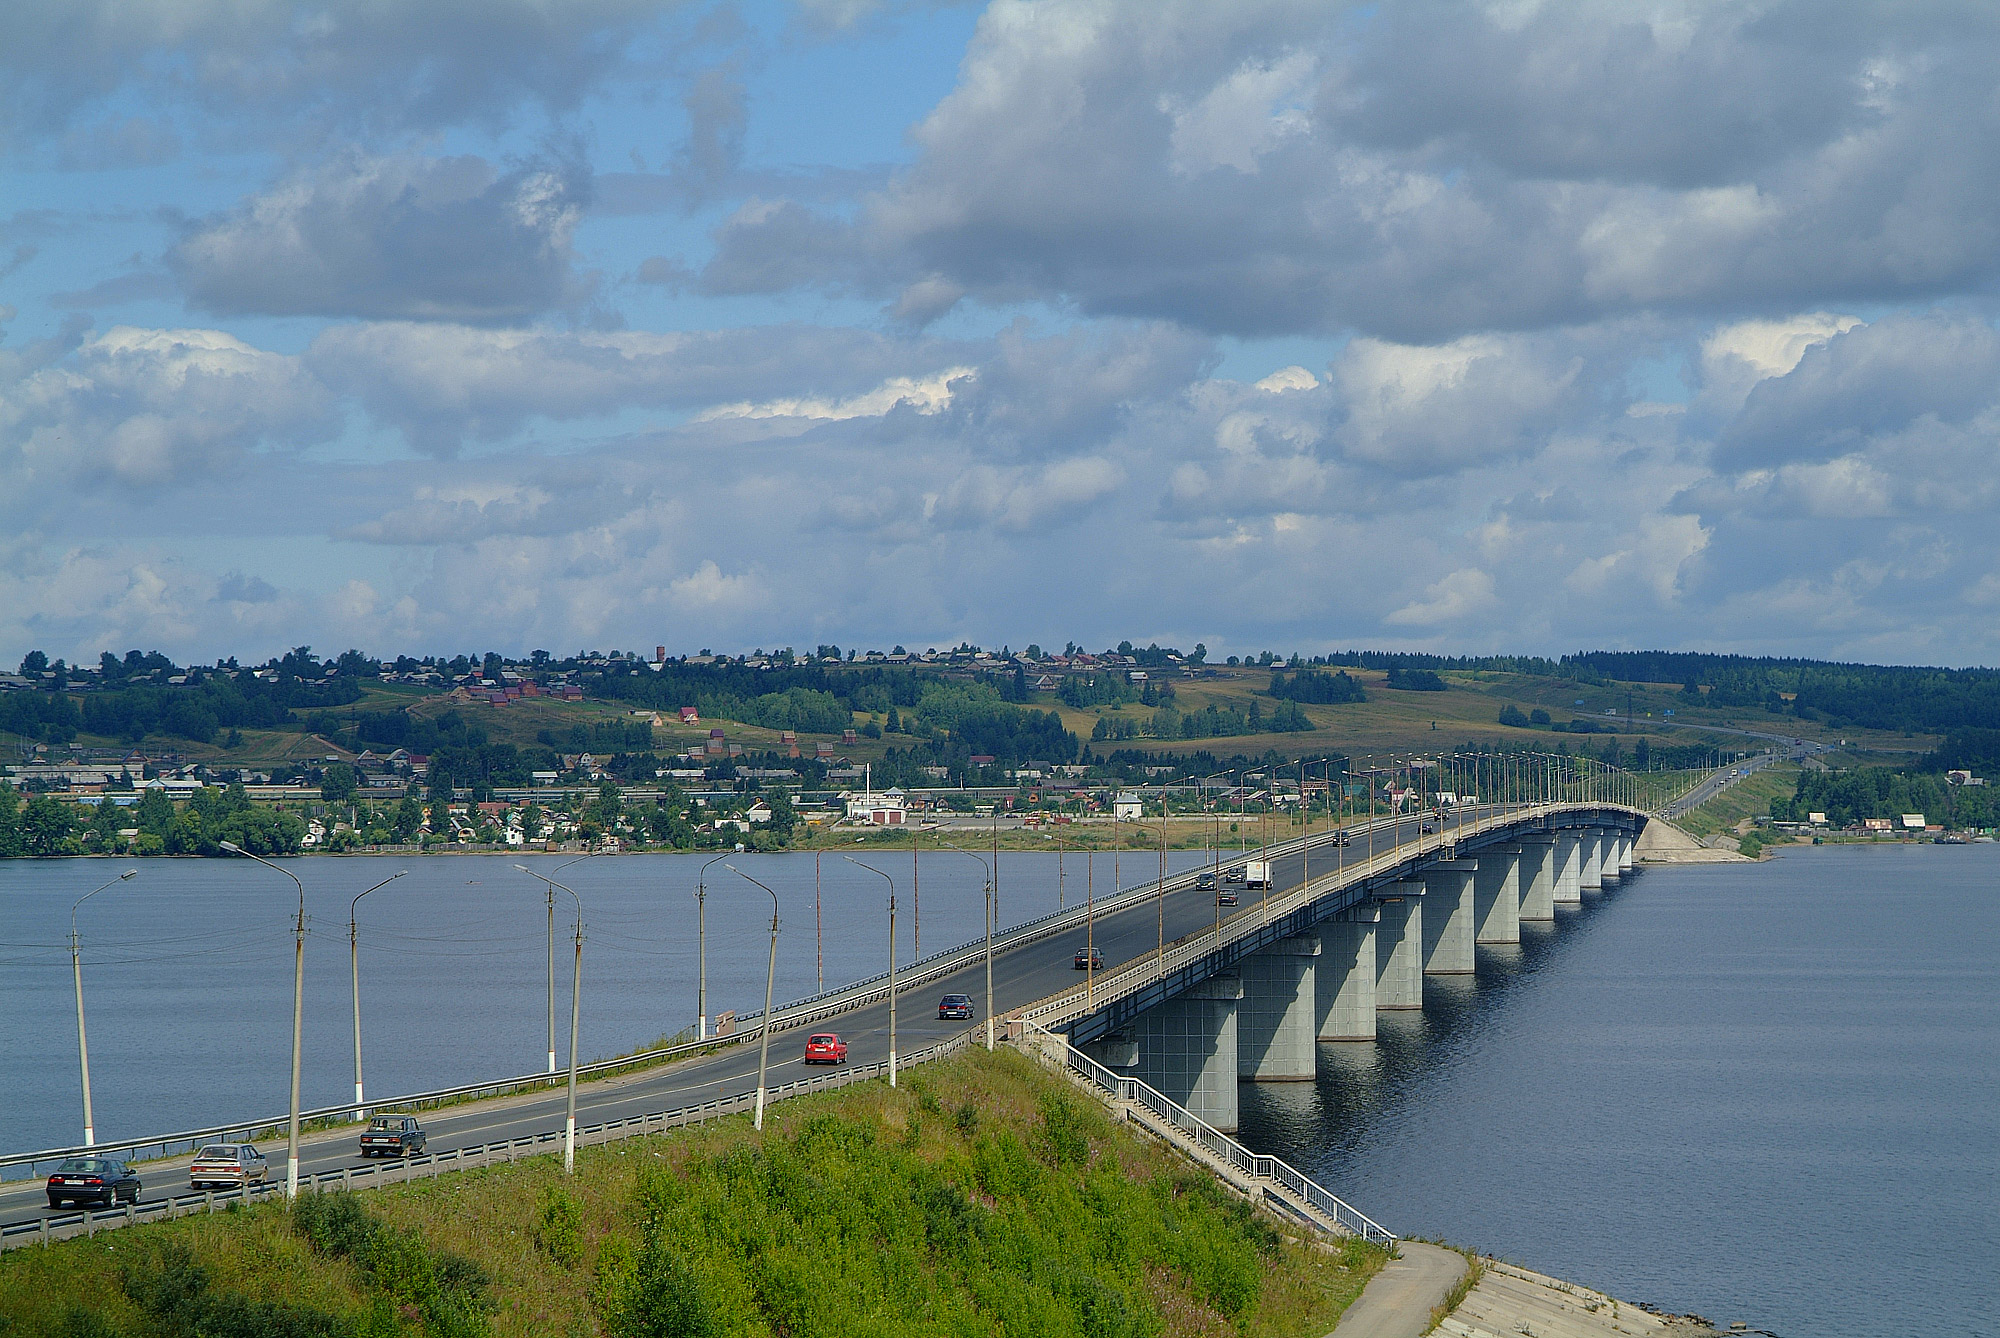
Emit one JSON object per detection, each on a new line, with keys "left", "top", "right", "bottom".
{"left": 803, "top": 1033, "right": 848, "bottom": 1064}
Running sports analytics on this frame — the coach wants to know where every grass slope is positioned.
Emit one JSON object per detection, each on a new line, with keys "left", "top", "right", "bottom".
{"left": 0, "top": 1048, "right": 1385, "bottom": 1338}
{"left": 1673, "top": 766, "right": 1802, "bottom": 840}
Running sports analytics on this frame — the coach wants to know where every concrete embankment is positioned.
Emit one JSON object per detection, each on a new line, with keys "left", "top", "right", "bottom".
{"left": 1635, "top": 817, "right": 1751, "bottom": 864}
{"left": 1440, "top": 1259, "right": 1723, "bottom": 1338}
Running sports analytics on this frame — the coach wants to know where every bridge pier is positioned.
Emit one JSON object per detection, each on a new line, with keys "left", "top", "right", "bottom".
{"left": 1238, "top": 936, "right": 1321, "bottom": 1081}
{"left": 1618, "top": 831, "right": 1636, "bottom": 874}
{"left": 1316, "top": 907, "right": 1377, "bottom": 1041}
{"left": 1554, "top": 831, "right": 1582, "bottom": 903}
{"left": 1374, "top": 884, "right": 1424, "bottom": 1010}
{"left": 1580, "top": 831, "right": 1605, "bottom": 891}
{"left": 1517, "top": 835, "right": 1558, "bottom": 921}
{"left": 1130, "top": 974, "right": 1243, "bottom": 1132}
{"left": 1599, "top": 828, "right": 1622, "bottom": 884}
{"left": 1473, "top": 846, "right": 1521, "bottom": 944}
{"left": 1421, "top": 860, "right": 1479, "bottom": 974}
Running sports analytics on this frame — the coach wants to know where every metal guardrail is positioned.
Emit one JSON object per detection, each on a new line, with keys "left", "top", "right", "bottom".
{"left": 1022, "top": 1021, "right": 1395, "bottom": 1246}
{"left": 2, "top": 817, "right": 1370, "bottom": 1182}
{"left": 1018, "top": 802, "right": 1646, "bottom": 1033}
{"left": 2, "top": 1029, "right": 979, "bottom": 1251}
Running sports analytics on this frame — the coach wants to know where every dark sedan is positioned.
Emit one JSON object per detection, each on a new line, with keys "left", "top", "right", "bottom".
{"left": 937, "top": 993, "right": 975, "bottom": 1019}
{"left": 47, "top": 1157, "right": 141, "bottom": 1209}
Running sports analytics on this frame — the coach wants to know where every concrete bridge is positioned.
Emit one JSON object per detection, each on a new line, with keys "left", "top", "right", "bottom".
{"left": 1024, "top": 803, "right": 1648, "bottom": 1131}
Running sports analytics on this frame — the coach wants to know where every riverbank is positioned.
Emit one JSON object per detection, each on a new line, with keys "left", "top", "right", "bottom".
{"left": 0, "top": 1047, "right": 1387, "bottom": 1337}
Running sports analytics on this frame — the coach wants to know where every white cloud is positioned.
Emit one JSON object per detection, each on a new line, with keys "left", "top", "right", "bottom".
{"left": 1385, "top": 568, "right": 1498, "bottom": 627}
{"left": 1161, "top": 49, "right": 1315, "bottom": 176}
{"left": 0, "top": 324, "right": 333, "bottom": 488}
{"left": 699, "top": 367, "right": 974, "bottom": 421}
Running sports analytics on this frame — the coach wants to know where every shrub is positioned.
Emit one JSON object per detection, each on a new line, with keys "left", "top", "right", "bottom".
{"left": 536, "top": 1187, "right": 585, "bottom": 1270}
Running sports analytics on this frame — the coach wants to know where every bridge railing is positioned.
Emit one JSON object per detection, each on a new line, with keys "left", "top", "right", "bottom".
{"left": 2, "top": 1028, "right": 979, "bottom": 1252}
{"left": 1022, "top": 1020, "right": 1396, "bottom": 1246}
{"left": 1018, "top": 802, "right": 1642, "bottom": 1033}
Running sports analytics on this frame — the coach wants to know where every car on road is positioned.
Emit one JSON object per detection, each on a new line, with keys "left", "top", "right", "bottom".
{"left": 1330, "top": 829, "right": 1351, "bottom": 847}
{"left": 1421, "top": 822, "right": 1436, "bottom": 834}
{"left": 1195, "top": 871, "right": 1217, "bottom": 891}
{"left": 804, "top": 1033, "right": 848, "bottom": 1064}
{"left": 189, "top": 1143, "right": 267, "bottom": 1191}
{"left": 1074, "top": 946, "right": 1104, "bottom": 970}
{"left": 1216, "top": 888, "right": 1238, "bottom": 906}
{"left": 937, "top": 993, "right": 974, "bottom": 1019}
{"left": 359, "top": 1115, "right": 427, "bottom": 1158}
{"left": 46, "top": 1156, "right": 140, "bottom": 1209}
{"left": 1223, "top": 865, "right": 1245, "bottom": 883}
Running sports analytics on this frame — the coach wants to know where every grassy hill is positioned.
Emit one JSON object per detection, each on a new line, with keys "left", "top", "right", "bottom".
{"left": 0, "top": 1047, "right": 1386, "bottom": 1338}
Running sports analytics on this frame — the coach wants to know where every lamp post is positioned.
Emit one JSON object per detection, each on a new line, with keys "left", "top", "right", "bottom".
{"left": 934, "top": 838, "right": 995, "bottom": 1049}
{"left": 843, "top": 857, "right": 897, "bottom": 1086}
{"left": 529, "top": 853, "right": 598, "bottom": 1071}
{"left": 69, "top": 869, "right": 138, "bottom": 1147}
{"left": 216, "top": 842, "right": 306, "bottom": 1200}
{"left": 724, "top": 866, "right": 781, "bottom": 1129}
{"left": 695, "top": 852, "right": 728, "bottom": 1039}
{"left": 512, "top": 863, "right": 584, "bottom": 1172}
{"left": 348, "top": 869, "right": 409, "bottom": 1120}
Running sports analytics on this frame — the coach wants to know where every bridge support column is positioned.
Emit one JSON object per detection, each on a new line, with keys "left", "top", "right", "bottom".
{"left": 1618, "top": 832, "right": 1635, "bottom": 874}
{"left": 1421, "top": 860, "right": 1478, "bottom": 974}
{"left": 1599, "top": 828, "right": 1623, "bottom": 884}
{"left": 1316, "top": 907, "right": 1377, "bottom": 1040}
{"left": 1238, "top": 936, "right": 1320, "bottom": 1081}
{"left": 1517, "top": 835, "right": 1557, "bottom": 921}
{"left": 1473, "top": 846, "right": 1521, "bottom": 944}
{"left": 1374, "top": 884, "right": 1424, "bottom": 1010}
{"left": 1080, "top": 1035, "right": 1139, "bottom": 1070}
{"left": 1554, "top": 832, "right": 1582, "bottom": 903}
{"left": 1130, "top": 974, "right": 1242, "bottom": 1132}
{"left": 1581, "top": 830, "right": 1604, "bottom": 890}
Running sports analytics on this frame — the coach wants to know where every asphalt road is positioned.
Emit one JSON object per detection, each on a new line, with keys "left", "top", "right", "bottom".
{"left": 0, "top": 807, "right": 1498, "bottom": 1227}
{"left": 1657, "top": 739, "right": 1824, "bottom": 820}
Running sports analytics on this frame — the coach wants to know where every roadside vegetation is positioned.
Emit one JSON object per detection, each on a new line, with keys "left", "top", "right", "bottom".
{"left": 1673, "top": 766, "right": 1802, "bottom": 841}
{"left": 0, "top": 1048, "right": 1387, "bottom": 1338}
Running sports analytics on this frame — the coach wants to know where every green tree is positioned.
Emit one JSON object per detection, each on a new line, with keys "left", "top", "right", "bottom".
{"left": 321, "top": 763, "right": 357, "bottom": 803}
{"left": 21, "top": 794, "right": 80, "bottom": 855}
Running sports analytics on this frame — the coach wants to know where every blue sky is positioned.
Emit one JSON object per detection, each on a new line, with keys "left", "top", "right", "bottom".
{"left": 6, "top": 0, "right": 2000, "bottom": 667}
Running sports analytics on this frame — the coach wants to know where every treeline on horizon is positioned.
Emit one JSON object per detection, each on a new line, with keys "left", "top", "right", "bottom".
{"left": 12, "top": 641, "right": 2000, "bottom": 769}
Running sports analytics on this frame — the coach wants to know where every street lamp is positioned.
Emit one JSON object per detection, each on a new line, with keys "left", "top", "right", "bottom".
{"left": 724, "top": 866, "right": 781, "bottom": 1129}
{"left": 527, "top": 853, "right": 598, "bottom": 1072}
{"left": 842, "top": 857, "right": 897, "bottom": 1086}
{"left": 934, "top": 838, "right": 995, "bottom": 1050}
{"left": 216, "top": 841, "right": 307, "bottom": 1201}
{"left": 512, "top": 864, "right": 584, "bottom": 1172}
{"left": 68, "top": 869, "right": 137, "bottom": 1147}
{"left": 348, "top": 870, "right": 409, "bottom": 1120}
{"left": 695, "top": 852, "right": 729, "bottom": 1039}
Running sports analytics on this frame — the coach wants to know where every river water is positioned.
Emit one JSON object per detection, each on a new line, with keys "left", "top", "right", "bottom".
{"left": 1237, "top": 843, "right": 1999, "bottom": 1338}
{"left": 0, "top": 847, "right": 1205, "bottom": 1154}
{"left": 4, "top": 845, "right": 1993, "bottom": 1335}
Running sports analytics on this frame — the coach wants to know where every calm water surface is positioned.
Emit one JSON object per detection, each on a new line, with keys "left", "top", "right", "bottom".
{"left": 1238, "top": 844, "right": 1999, "bottom": 1338}
{"left": 0, "top": 847, "right": 1203, "bottom": 1153}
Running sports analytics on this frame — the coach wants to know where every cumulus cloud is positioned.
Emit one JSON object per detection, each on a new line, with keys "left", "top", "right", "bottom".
{"left": 1385, "top": 568, "right": 1498, "bottom": 627}
{"left": 1715, "top": 312, "right": 2000, "bottom": 471}
{"left": 171, "top": 151, "right": 592, "bottom": 322}
{"left": 0, "top": 324, "right": 334, "bottom": 489}
{"left": 307, "top": 321, "right": 976, "bottom": 451}
{"left": 701, "top": 0, "right": 2000, "bottom": 342}
{"left": 0, "top": 0, "right": 672, "bottom": 150}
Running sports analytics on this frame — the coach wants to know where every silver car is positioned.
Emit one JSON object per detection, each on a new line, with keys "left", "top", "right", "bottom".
{"left": 189, "top": 1143, "right": 267, "bottom": 1191}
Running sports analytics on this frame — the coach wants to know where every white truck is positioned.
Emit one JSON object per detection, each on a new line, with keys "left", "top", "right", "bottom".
{"left": 1244, "top": 859, "right": 1272, "bottom": 890}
